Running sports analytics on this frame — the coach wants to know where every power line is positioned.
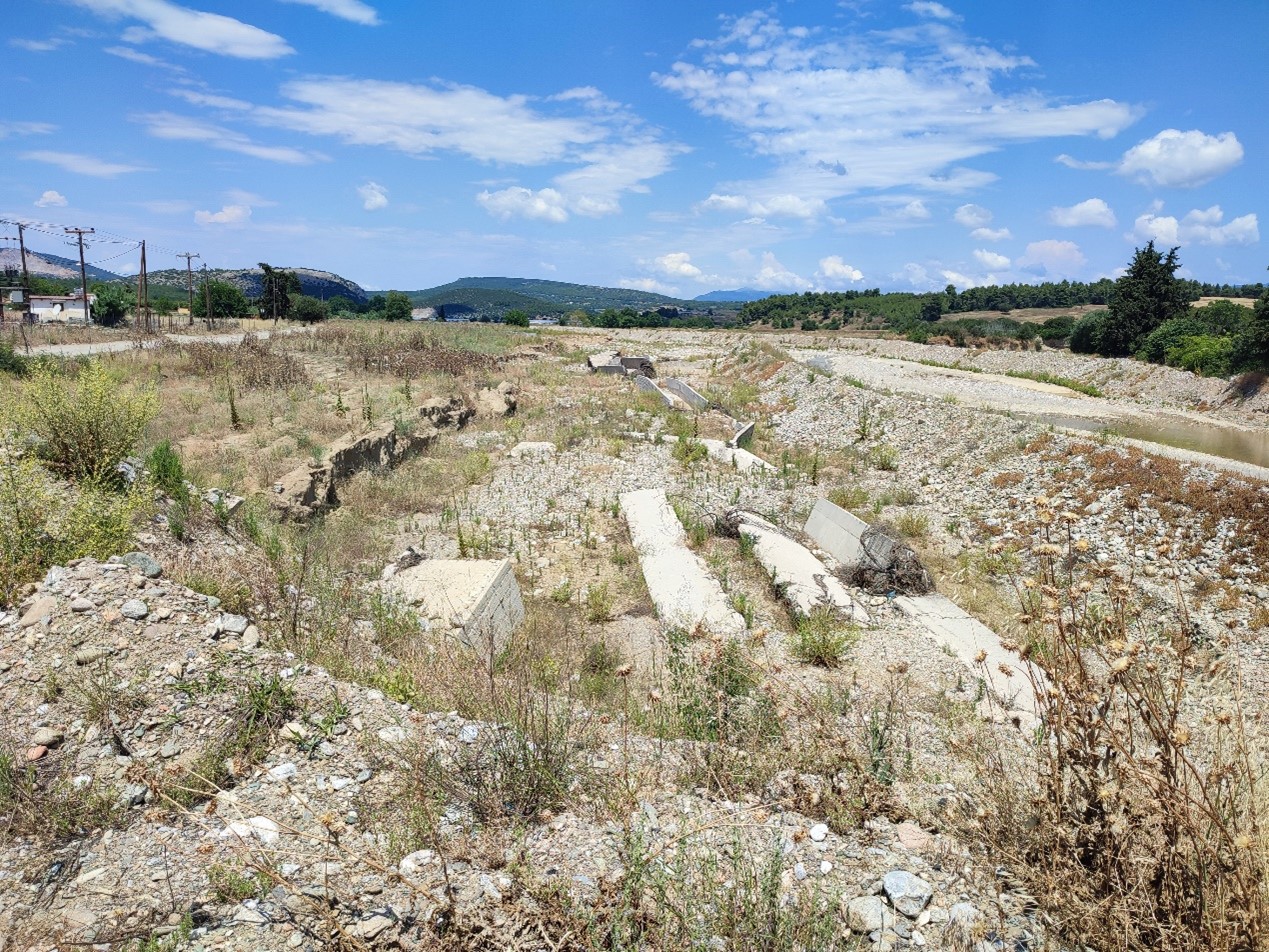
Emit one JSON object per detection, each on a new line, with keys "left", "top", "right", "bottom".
{"left": 64, "top": 227, "right": 95, "bottom": 323}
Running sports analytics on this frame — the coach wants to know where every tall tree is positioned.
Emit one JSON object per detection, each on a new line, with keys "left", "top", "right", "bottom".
{"left": 193, "top": 280, "right": 249, "bottom": 319}
{"left": 1231, "top": 270, "right": 1269, "bottom": 373}
{"left": 258, "top": 262, "right": 301, "bottom": 322}
{"left": 383, "top": 291, "right": 413, "bottom": 322}
{"left": 1099, "top": 241, "right": 1192, "bottom": 356}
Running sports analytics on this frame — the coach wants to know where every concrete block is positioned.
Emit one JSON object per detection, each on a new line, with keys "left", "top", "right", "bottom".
{"left": 620, "top": 488, "right": 745, "bottom": 638}
{"left": 663, "top": 378, "right": 709, "bottom": 411}
{"left": 728, "top": 421, "right": 755, "bottom": 448}
{"left": 659, "top": 435, "right": 774, "bottom": 473}
{"left": 588, "top": 351, "right": 625, "bottom": 374}
{"left": 804, "top": 498, "right": 870, "bottom": 565}
{"left": 732, "top": 511, "right": 868, "bottom": 624}
{"left": 894, "top": 593, "right": 1045, "bottom": 727}
{"left": 619, "top": 355, "right": 655, "bottom": 377}
{"left": 383, "top": 558, "right": 524, "bottom": 657}
{"left": 633, "top": 374, "right": 674, "bottom": 407}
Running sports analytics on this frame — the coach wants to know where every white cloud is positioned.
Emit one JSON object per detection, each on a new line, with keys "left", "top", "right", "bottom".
{"left": 21, "top": 150, "right": 148, "bottom": 177}
{"left": 973, "top": 249, "right": 1010, "bottom": 269}
{"left": 34, "top": 190, "right": 68, "bottom": 207}
{"left": 1017, "top": 239, "right": 1086, "bottom": 279}
{"left": 696, "top": 192, "right": 826, "bottom": 219}
{"left": 1049, "top": 197, "right": 1115, "bottom": 228}
{"left": 1132, "top": 205, "right": 1259, "bottom": 247}
{"left": 817, "top": 256, "right": 864, "bottom": 283}
{"left": 656, "top": 11, "right": 1135, "bottom": 208}
{"left": 753, "top": 252, "right": 811, "bottom": 291}
{"left": 70, "top": 0, "right": 293, "bottom": 59}
{"left": 899, "top": 262, "right": 932, "bottom": 288}
{"left": 194, "top": 203, "right": 251, "bottom": 225}
{"left": 11, "top": 37, "right": 68, "bottom": 52}
{"left": 276, "top": 0, "right": 379, "bottom": 25}
{"left": 940, "top": 269, "right": 979, "bottom": 289}
{"left": 896, "top": 200, "right": 931, "bottom": 220}
{"left": 618, "top": 277, "right": 678, "bottom": 295}
{"left": 970, "top": 226, "right": 1011, "bottom": 241}
{"left": 905, "top": 1, "right": 959, "bottom": 19}
{"left": 953, "top": 203, "right": 992, "bottom": 228}
{"left": 654, "top": 252, "right": 703, "bottom": 280}
{"left": 104, "top": 44, "right": 183, "bottom": 70}
{"left": 134, "top": 112, "right": 318, "bottom": 164}
{"left": 357, "top": 181, "right": 388, "bottom": 210}
{"left": 476, "top": 187, "right": 569, "bottom": 223}
{"left": 1118, "top": 129, "right": 1243, "bottom": 188}
{"left": 0, "top": 121, "right": 55, "bottom": 139}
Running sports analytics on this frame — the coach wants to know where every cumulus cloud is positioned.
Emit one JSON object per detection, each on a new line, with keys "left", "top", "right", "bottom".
{"left": 1049, "top": 197, "right": 1115, "bottom": 228}
{"left": 134, "top": 112, "right": 318, "bottom": 164}
{"left": 357, "top": 181, "right": 388, "bottom": 210}
{"left": 817, "top": 256, "right": 864, "bottom": 283}
{"left": 194, "top": 203, "right": 251, "bottom": 224}
{"left": 1017, "top": 239, "right": 1086, "bottom": 279}
{"left": 35, "top": 190, "right": 68, "bottom": 207}
{"left": 1060, "top": 129, "right": 1244, "bottom": 189}
{"left": 70, "top": 0, "right": 293, "bottom": 59}
{"left": 973, "top": 249, "right": 1010, "bottom": 269}
{"left": 753, "top": 252, "right": 811, "bottom": 291}
{"left": 953, "top": 203, "right": 992, "bottom": 228}
{"left": 21, "top": 150, "right": 148, "bottom": 177}
{"left": 654, "top": 252, "right": 703, "bottom": 280}
{"left": 476, "top": 187, "right": 569, "bottom": 223}
{"left": 896, "top": 200, "right": 931, "bottom": 220}
{"left": 971, "top": 226, "right": 1011, "bottom": 241}
{"left": 1132, "top": 205, "right": 1259, "bottom": 247}
{"left": 656, "top": 11, "right": 1135, "bottom": 211}
{"left": 1119, "top": 129, "right": 1243, "bottom": 188}
{"left": 276, "top": 0, "right": 379, "bottom": 25}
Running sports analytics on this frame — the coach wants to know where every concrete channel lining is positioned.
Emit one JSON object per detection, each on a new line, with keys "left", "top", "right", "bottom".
{"left": 732, "top": 511, "right": 869, "bottom": 624}
{"left": 895, "top": 593, "right": 1046, "bottom": 728}
{"left": 633, "top": 374, "right": 675, "bottom": 407}
{"left": 803, "top": 498, "right": 871, "bottom": 565}
{"left": 619, "top": 488, "right": 745, "bottom": 638}
{"left": 662, "top": 378, "right": 710, "bottom": 411}
{"left": 382, "top": 558, "right": 525, "bottom": 656}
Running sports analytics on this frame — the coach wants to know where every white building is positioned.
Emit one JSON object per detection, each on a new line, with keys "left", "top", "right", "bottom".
{"left": 29, "top": 293, "right": 95, "bottom": 324}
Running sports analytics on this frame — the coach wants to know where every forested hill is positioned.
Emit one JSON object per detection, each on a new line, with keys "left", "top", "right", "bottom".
{"left": 409, "top": 277, "right": 704, "bottom": 312}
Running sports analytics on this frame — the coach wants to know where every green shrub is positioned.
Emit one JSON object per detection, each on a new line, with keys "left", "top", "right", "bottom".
{"left": 869, "top": 443, "right": 899, "bottom": 471}
{"left": 1137, "top": 316, "right": 1214, "bottom": 364}
{"left": 11, "top": 361, "right": 157, "bottom": 484}
{"left": 1069, "top": 310, "right": 1108, "bottom": 354}
{"left": 0, "top": 340, "right": 27, "bottom": 376}
{"left": 1166, "top": 335, "right": 1233, "bottom": 377}
{"left": 145, "top": 440, "right": 190, "bottom": 503}
{"left": 792, "top": 610, "right": 858, "bottom": 667}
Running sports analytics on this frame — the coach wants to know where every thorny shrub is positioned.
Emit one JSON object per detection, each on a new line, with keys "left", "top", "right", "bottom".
{"left": 965, "top": 498, "right": 1267, "bottom": 951}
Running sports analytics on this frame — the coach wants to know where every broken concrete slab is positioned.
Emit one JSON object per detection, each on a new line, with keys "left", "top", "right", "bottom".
{"left": 383, "top": 558, "right": 524, "bottom": 657}
{"left": 729, "top": 510, "right": 869, "bottom": 624}
{"left": 633, "top": 374, "right": 674, "bottom": 407}
{"left": 663, "top": 378, "right": 709, "bottom": 411}
{"left": 619, "top": 488, "right": 745, "bottom": 638}
{"left": 804, "top": 498, "right": 870, "bottom": 565}
{"left": 728, "top": 421, "right": 755, "bottom": 448}
{"left": 587, "top": 351, "right": 625, "bottom": 374}
{"left": 894, "top": 593, "right": 1045, "bottom": 727}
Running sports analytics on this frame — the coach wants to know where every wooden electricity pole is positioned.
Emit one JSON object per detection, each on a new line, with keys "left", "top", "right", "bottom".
{"left": 16, "top": 223, "right": 29, "bottom": 291}
{"left": 64, "top": 227, "right": 95, "bottom": 324}
{"left": 178, "top": 251, "right": 199, "bottom": 325}
{"left": 137, "top": 240, "right": 151, "bottom": 333}
{"left": 202, "top": 263, "right": 212, "bottom": 328}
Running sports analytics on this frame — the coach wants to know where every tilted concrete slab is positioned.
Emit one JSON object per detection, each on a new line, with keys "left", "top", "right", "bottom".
{"left": 663, "top": 378, "right": 709, "bottom": 411}
{"left": 588, "top": 351, "right": 625, "bottom": 374}
{"left": 804, "top": 498, "right": 870, "bottom": 565}
{"left": 732, "top": 511, "right": 869, "bottom": 624}
{"left": 728, "top": 421, "right": 755, "bottom": 448}
{"left": 633, "top": 374, "right": 675, "bottom": 407}
{"left": 894, "top": 593, "right": 1045, "bottom": 727}
{"left": 619, "top": 488, "right": 745, "bottom": 638}
{"left": 382, "top": 558, "right": 524, "bottom": 657}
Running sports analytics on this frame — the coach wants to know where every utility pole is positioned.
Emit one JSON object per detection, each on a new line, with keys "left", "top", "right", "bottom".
{"left": 177, "top": 252, "right": 199, "bottom": 326}
{"left": 64, "top": 227, "right": 94, "bottom": 324}
{"left": 138, "top": 240, "right": 150, "bottom": 333}
{"left": 202, "top": 263, "right": 212, "bottom": 328}
{"left": 16, "top": 223, "right": 29, "bottom": 292}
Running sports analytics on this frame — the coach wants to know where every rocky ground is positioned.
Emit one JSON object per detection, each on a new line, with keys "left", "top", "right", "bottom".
{"left": 2, "top": 324, "right": 1266, "bottom": 950}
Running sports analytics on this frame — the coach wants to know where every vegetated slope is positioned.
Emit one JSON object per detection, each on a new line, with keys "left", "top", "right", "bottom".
{"left": 0, "top": 248, "right": 125, "bottom": 283}
{"left": 145, "top": 266, "right": 369, "bottom": 303}
{"left": 412, "top": 276, "right": 701, "bottom": 311}
{"left": 406, "top": 286, "right": 570, "bottom": 319}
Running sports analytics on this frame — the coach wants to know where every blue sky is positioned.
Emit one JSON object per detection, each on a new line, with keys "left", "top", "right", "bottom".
{"left": 3, "top": 0, "right": 1265, "bottom": 295}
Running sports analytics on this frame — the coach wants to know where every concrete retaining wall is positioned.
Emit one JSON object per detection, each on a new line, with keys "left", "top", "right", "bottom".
{"left": 732, "top": 511, "right": 868, "bottom": 624}
{"left": 633, "top": 374, "right": 674, "bottom": 406}
{"left": 383, "top": 558, "right": 524, "bottom": 657}
{"left": 803, "top": 498, "right": 870, "bottom": 565}
{"left": 620, "top": 488, "right": 745, "bottom": 638}
{"left": 663, "top": 378, "right": 709, "bottom": 411}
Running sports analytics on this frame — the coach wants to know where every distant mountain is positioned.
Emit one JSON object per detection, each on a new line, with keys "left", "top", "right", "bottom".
{"left": 144, "top": 265, "right": 369, "bottom": 303}
{"left": 694, "top": 288, "right": 772, "bottom": 303}
{"left": 410, "top": 277, "right": 714, "bottom": 312}
{"left": 405, "top": 286, "right": 570, "bottom": 319}
{"left": 0, "top": 248, "right": 125, "bottom": 284}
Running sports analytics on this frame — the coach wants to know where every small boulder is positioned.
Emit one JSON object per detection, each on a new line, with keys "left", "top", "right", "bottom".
{"left": 17, "top": 596, "right": 57, "bottom": 629}
{"left": 883, "top": 870, "right": 934, "bottom": 918}
{"left": 119, "top": 599, "right": 149, "bottom": 620}
{"left": 845, "top": 895, "right": 893, "bottom": 933}
{"left": 121, "top": 552, "right": 162, "bottom": 578}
